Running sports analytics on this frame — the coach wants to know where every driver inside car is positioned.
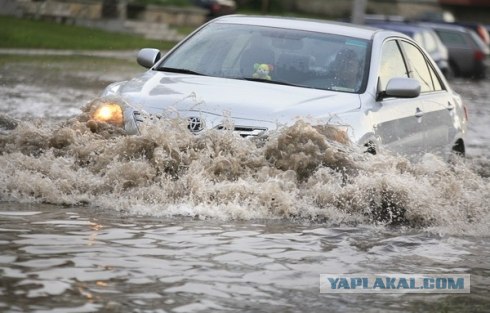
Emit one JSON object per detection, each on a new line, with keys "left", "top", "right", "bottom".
{"left": 329, "top": 47, "right": 362, "bottom": 91}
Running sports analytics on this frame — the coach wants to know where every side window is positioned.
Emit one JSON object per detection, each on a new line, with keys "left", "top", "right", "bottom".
{"left": 400, "top": 41, "right": 434, "bottom": 92}
{"left": 379, "top": 40, "right": 408, "bottom": 91}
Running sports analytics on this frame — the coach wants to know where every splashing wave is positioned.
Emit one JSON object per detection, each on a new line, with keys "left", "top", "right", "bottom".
{"left": 1, "top": 100, "right": 488, "bottom": 234}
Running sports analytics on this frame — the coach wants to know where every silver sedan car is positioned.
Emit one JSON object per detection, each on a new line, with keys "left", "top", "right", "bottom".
{"left": 96, "top": 15, "right": 468, "bottom": 159}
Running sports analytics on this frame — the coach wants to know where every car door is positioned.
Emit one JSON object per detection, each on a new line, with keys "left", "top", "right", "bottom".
{"left": 399, "top": 40, "right": 456, "bottom": 157}
{"left": 372, "top": 39, "right": 427, "bottom": 157}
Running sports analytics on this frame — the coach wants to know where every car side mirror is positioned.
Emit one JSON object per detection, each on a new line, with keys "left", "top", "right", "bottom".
{"left": 137, "top": 48, "right": 161, "bottom": 69}
{"left": 377, "top": 77, "right": 421, "bottom": 101}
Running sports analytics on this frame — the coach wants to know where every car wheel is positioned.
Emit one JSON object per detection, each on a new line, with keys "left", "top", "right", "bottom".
{"left": 474, "top": 68, "right": 487, "bottom": 80}
{"left": 447, "top": 139, "right": 465, "bottom": 165}
{"left": 452, "top": 139, "right": 465, "bottom": 156}
{"left": 364, "top": 141, "right": 377, "bottom": 155}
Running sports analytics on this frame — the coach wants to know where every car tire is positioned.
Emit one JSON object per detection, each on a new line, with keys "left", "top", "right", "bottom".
{"left": 364, "top": 141, "right": 377, "bottom": 155}
{"left": 452, "top": 139, "right": 465, "bottom": 156}
{"left": 474, "top": 68, "right": 487, "bottom": 80}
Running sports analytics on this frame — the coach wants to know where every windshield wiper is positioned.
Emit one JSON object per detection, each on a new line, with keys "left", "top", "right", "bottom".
{"left": 158, "top": 67, "right": 206, "bottom": 76}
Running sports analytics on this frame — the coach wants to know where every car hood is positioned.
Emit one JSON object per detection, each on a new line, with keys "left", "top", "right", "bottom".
{"left": 116, "top": 71, "right": 361, "bottom": 126}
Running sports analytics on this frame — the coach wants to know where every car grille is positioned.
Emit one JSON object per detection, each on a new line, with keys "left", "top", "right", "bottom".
{"left": 215, "top": 125, "right": 267, "bottom": 137}
{"left": 132, "top": 112, "right": 267, "bottom": 137}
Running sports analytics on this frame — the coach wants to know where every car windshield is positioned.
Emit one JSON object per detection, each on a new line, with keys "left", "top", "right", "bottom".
{"left": 158, "top": 23, "right": 370, "bottom": 93}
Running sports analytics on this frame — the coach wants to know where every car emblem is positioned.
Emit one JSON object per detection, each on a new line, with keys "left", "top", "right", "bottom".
{"left": 188, "top": 117, "right": 204, "bottom": 132}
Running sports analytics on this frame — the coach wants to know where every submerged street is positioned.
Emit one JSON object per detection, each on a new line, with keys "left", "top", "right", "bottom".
{"left": 0, "top": 55, "right": 489, "bottom": 312}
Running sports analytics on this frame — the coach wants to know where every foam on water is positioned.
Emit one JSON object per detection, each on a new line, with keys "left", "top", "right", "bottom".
{"left": 0, "top": 100, "right": 489, "bottom": 235}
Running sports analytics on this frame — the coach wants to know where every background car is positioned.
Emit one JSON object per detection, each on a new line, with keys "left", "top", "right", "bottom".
{"left": 191, "top": 0, "right": 236, "bottom": 18}
{"left": 419, "top": 22, "right": 489, "bottom": 79}
{"left": 365, "top": 21, "right": 451, "bottom": 78}
{"left": 454, "top": 21, "right": 490, "bottom": 47}
{"left": 98, "top": 16, "right": 467, "bottom": 159}
{"left": 416, "top": 10, "right": 490, "bottom": 46}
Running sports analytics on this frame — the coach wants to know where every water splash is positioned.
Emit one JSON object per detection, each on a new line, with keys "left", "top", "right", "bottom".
{"left": 0, "top": 103, "right": 488, "bottom": 235}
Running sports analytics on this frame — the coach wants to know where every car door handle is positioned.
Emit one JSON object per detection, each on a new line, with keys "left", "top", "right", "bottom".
{"left": 447, "top": 102, "right": 454, "bottom": 111}
{"left": 414, "top": 108, "right": 424, "bottom": 118}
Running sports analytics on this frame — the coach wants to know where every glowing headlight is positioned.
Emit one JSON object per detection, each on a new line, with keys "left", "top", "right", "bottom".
{"left": 92, "top": 102, "right": 124, "bottom": 127}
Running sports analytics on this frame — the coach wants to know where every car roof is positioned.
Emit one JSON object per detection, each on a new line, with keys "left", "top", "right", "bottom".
{"left": 213, "top": 15, "right": 379, "bottom": 40}
{"left": 418, "top": 22, "right": 470, "bottom": 33}
{"left": 367, "top": 22, "right": 425, "bottom": 37}
{"left": 368, "top": 22, "right": 430, "bottom": 33}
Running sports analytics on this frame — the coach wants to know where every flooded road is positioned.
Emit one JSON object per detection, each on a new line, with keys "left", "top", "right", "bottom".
{"left": 0, "top": 55, "right": 489, "bottom": 312}
{"left": 2, "top": 204, "right": 489, "bottom": 313}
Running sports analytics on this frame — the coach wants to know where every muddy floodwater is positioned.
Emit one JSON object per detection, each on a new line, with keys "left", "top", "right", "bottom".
{"left": 0, "top": 55, "right": 489, "bottom": 312}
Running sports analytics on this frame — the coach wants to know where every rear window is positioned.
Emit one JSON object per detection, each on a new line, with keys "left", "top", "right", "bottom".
{"left": 435, "top": 30, "right": 468, "bottom": 48}
{"left": 468, "top": 30, "right": 490, "bottom": 53}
